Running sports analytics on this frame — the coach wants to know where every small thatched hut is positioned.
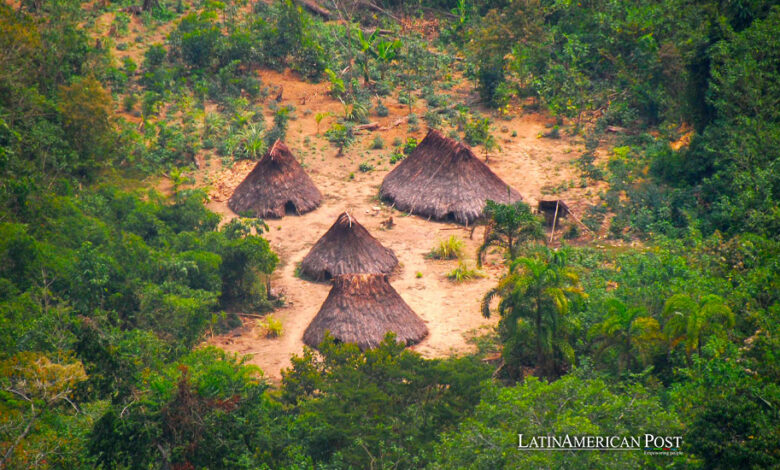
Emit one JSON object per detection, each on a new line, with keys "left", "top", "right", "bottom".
{"left": 303, "top": 273, "right": 428, "bottom": 350}
{"left": 380, "top": 129, "right": 522, "bottom": 225}
{"left": 228, "top": 140, "right": 322, "bottom": 218}
{"left": 300, "top": 212, "right": 398, "bottom": 281}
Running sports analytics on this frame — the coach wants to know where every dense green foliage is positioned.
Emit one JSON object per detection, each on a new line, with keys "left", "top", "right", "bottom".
{"left": 1, "top": 0, "right": 778, "bottom": 468}
{"left": 454, "top": 1, "right": 780, "bottom": 241}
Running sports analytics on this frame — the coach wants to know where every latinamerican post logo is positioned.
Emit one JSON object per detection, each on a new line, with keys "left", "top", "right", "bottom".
{"left": 517, "top": 434, "right": 683, "bottom": 455}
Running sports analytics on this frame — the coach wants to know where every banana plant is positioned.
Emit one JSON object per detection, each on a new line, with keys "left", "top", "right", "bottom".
{"left": 372, "top": 39, "right": 402, "bottom": 81}
{"left": 355, "top": 28, "right": 378, "bottom": 84}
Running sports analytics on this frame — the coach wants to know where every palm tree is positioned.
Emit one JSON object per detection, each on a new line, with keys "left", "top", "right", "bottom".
{"left": 662, "top": 293, "right": 735, "bottom": 360}
{"left": 482, "top": 248, "right": 584, "bottom": 378}
{"left": 588, "top": 298, "right": 663, "bottom": 374}
{"left": 476, "top": 200, "right": 544, "bottom": 267}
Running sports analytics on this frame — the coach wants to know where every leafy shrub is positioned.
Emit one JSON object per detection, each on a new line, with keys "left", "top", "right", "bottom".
{"left": 464, "top": 117, "right": 491, "bottom": 146}
{"left": 375, "top": 100, "right": 389, "bottom": 117}
{"left": 583, "top": 204, "right": 607, "bottom": 232}
{"left": 122, "top": 57, "right": 137, "bottom": 76}
{"left": 370, "top": 136, "right": 384, "bottom": 149}
{"left": 403, "top": 137, "right": 418, "bottom": 154}
{"left": 173, "top": 12, "right": 221, "bottom": 68}
{"left": 424, "top": 110, "right": 442, "bottom": 127}
{"left": 258, "top": 316, "right": 283, "bottom": 338}
{"left": 389, "top": 152, "right": 405, "bottom": 164}
{"left": 122, "top": 93, "right": 139, "bottom": 112}
{"left": 112, "top": 12, "right": 131, "bottom": 36}
{"left": 563, "top": 224, "right": 581, "bottom": 239}
{"left": 358, "top": 162, "right": 373, "bottom": 172}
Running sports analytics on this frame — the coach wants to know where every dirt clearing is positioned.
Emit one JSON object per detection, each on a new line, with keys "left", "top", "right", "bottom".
{"left": 199, "top": 70, "right": 595, "bottom": 381}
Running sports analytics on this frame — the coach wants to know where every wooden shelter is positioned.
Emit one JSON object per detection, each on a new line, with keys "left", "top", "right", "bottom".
{"left": 537, "top": 200, "right": 570, "bottom": 226}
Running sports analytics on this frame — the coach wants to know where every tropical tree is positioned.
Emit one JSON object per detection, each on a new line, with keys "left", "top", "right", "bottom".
{"left": 482, "top": 133, "right": 498, "bottom": 162}
{"left": 662, "top": 293, "right": 735, "bottom": 360}
{"left": 0, "top": 353, "right": 88, "bottom": 467}
{"left": 432, "top": 374, "right": 683, "bottom": 469}
{"left": 476, "top": 200, "right": 544, "bottom": 267}
{"left": 588, "top": 298, "right": 663, "bottom": 374}
{"left": 324, "top": 122, "right": 354, "bottom": 156}
{"left": 482, "top": 248, "right": 584, "bottom": 378}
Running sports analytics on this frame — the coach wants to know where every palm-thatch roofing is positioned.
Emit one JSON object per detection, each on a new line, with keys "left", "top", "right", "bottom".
{"left": 303, "top": 273, "right": 428, "bottom": 350}
{"left": 228, "top": 140, "right": 322, "bottom": 218}
{"left": 379, "top": 129, "right": 522, "bottom": 225}
{"left": 300, "top": 212, "right": 398, "bottom": 281}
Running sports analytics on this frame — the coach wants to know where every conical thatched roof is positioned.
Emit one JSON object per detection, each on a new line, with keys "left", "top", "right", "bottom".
{"left": 303, "top": 273, "right": 428, "bottom": 350}
{"left": 228, "top": 140, "right": 322, "bottom": 218}
{"left": 300, "top": 212, "right": 398, "bottom": 281}
{"left": 380, "top": 129, "right": 522, "bottom": 224}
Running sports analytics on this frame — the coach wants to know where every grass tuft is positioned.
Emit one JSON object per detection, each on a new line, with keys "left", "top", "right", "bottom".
{"left": 427, "top": 235, "right": 464, "bottom": 260}
{"left": 447, "top": 262, "right": 485, "bottom": 282}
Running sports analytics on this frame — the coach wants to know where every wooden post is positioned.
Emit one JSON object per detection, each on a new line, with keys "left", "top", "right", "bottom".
{"left": 549, "top": 201, "right": 560, "bottom": 244}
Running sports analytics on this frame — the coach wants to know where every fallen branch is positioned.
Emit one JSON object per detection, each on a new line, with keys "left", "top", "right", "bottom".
{"left": 236, "top": 313, "right": 268, "bottom": 319}
{"left": 381, "top": 116, "right": 407, "bottom": 130}
{"left": 293, "top": 0, "right": 334, "bottom": 20}
{"left": 353, "top": 122, "right": 380, "bottom": 133}
{"left": 359, "top": 0, "right": 401, "bottom": 22}
{"left": 420, "top": 5, "right": 457, "bottom": 18}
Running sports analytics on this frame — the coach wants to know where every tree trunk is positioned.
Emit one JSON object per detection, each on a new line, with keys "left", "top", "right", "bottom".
{"left": 535, "top": 296, "right": 544, "bottom": 376}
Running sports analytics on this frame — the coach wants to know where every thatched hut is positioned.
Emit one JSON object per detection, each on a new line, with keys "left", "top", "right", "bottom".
{"left": 228, "top": 140, "right": 322, "bottom": 218}
{"left": 303, "top": 273, "right": 428, "bottom": 350}
{"left": 300, "top": 212, "right": 398, "bottom": 281}
{"left": 380, "top": 129, "right": 522, "bottom": 224}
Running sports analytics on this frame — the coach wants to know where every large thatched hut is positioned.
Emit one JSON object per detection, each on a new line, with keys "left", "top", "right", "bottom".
{"left": 300, "top": 212, "right": 398, "bottom": 281}
{"left": 228, "top": 140, "right": 322, "bottom": 218}
{"left": 303, "top": 273, "right": 428, "bottom": 350}
{"left": 380, "top": 129, "right": 522, "bottom": 224}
